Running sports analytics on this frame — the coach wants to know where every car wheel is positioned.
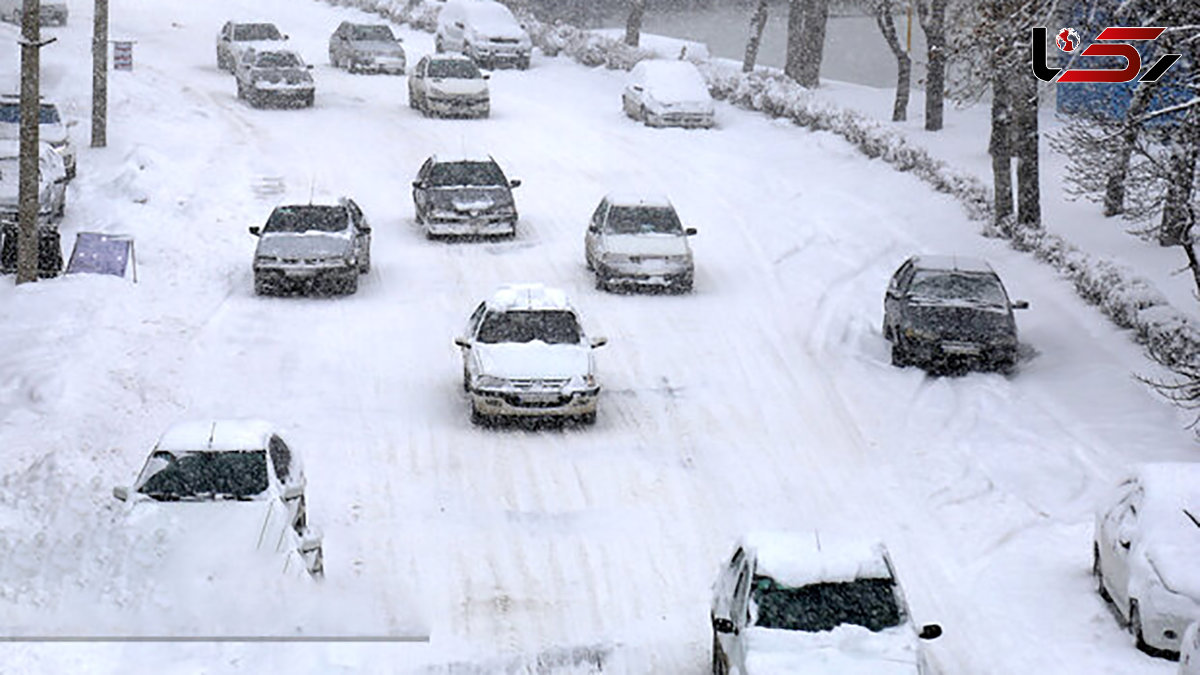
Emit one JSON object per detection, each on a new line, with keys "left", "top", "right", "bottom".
{"left": 595, "top": 273, "right": 609, "bottom": 292}
{"left": 639, "top": 105, "right": 647, "bottom": 122}
{"left": 1093, "top": 544, "right": 1112, "bottom": 602}
{"left": 519, "top": 57, "right": 530, "bottom": 70}
{"left": 712, "top": 632, "right": 729, "bottom": 675}
{"left": 891, "top": 339, "right": 911, "bottom": 367}
{"left": 470, "top": 403, "right": 491, "bottom": 427}
{"left": 304, "top": 92, "right": 315, "bottom": 108}
{"left": 577, "top": 411, "right": 596, "bottom": 426}
{"left": 236, "top": 81, "right": 245, "bottom": 99}
{"left": 408, "top": 89, "right": 417, "bottom": 109}
{"left": 254, "top": 276, "right": 272, "bottom": 296}
{"left": 462, "top": 368, "right": 471, "bottom": 392}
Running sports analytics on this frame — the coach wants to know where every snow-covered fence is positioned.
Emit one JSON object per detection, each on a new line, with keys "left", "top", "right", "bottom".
{"left": 308, "top": 0, "right": 1200, "bottom": 375}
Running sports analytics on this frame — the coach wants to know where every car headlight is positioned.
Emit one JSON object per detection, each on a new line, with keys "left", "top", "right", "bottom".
{"left": 665, "top": 255, "right": 692, "bottom": 265}
{"left": 475, "top": 374, "right": 508, "bottom": 389}
{"left": 903, "top": 325, "right": 939, "bottom": 341}
{"left": 255, "top": 255, "right": 280, "bottom": 264}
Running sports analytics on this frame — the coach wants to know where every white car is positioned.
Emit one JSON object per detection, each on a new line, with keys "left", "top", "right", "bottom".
{"left": 435, "top": 0, "right": 532, "bottom": 69}
{"left": 711, "top": 532, "right": 942, "bottom": 675}
{"left": 1094, "top": 463, "right": 1200, "bottom": 657}
{"left": 112, "top": 420, "right": 324, "bottom": 579}
{"left": 1182, "top": 622, "right": 1200, "bottom": 675}
{"left": 408, "top": 54, "right": 490, "bottom": 118}
{"left": 623, "top": 59, "right": 716, "bottom": 129}
{"left": 0, "top": 139, "right": 67, "bottom": 224}
{"left": 216, "top": 21, "right": 288, "bottom": 72}
{"left": 0, "top": 95, "right": 76, "bottom": 179}
{"left": 455, "top": 284, "right": 607, "bottom": 425}
{"left": 585, "top": 192, "right": 697, "bottom": 293}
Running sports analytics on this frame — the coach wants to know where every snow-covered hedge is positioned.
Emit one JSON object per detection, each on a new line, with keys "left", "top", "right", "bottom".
{"left": 310, "top": 0, "right": 1200, "bottom": 374}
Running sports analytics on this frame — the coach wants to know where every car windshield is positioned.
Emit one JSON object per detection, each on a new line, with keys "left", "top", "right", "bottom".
{"left": 605, "top": 206, "right": 683, "bottom": 235}
{"left": 909, "top": 270, "right": 1008, "bottom": 307}
{"left": 233, "top": 24, "right": 282, "bottom": 41}
{"left": 0, "top": 104, "right": 60, "bottom": 125}
{"left": 477, "top": 310, "right": 581, "bottom": 344}
{"left": 428, "top": 161, "right": 506, "bottom": 187}
{"left": 264, "top": 205, "right": 348, "bottom": 233}
{"left": 750, "top": 574, "right": 902, "bottom": 633}
{"left": 428, "top": 59, "right": 481, "bottom": 79}
{"left": 254, "top": 52, "right": 301, "bottom": 68}
{"left": 352, "top": 25, "right": 395, "bottom": 41}
{"left": 134, "top": 450, "right": 269, "bottom": 500}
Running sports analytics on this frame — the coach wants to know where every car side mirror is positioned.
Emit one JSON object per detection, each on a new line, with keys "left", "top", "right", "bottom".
{"left": 685, "top": 227, "right": 697, "bottom": 236}
{"left": 919, "top": 624, "right": 943, "bottom": 640}
{"left": 283, "top": 34, "right": 290, "bottom": 40}
{"left": 249, "top": 226, "right": 261, "bottom": 236}
{"left": 712, "top": 617, "right": 737, "bottom": 635}
{"left": 509, "top": 179, "right": 521, "bottom": 188}
{"left": 1120, "top": 539, "right": 1131, "bottom": 550}
{"left": 1011, "top": 300, "right": 1029, "bottom": 310}
{"left": 282, "top": 482, "right": 305, "bottom": 501}
{"left": 358, "top": 224, "right": 371, "bottom": 233}
{"left": 482, "top": 73, "right": 491, "bottom": 80}
{"left": 412, "top": 181, "right": 424, "bottom": 189}
{"left": 631, "top": 85, "right": 643, "bottom": 92}
{"left": 454, "top": 337, "right": 471, "bottom": 349}
{"left": 455, "top": 21, "right": 464, "bottom": 29}
{"left": 112, "top": 486, "right": 129, "bottom": 502}
{"left": 590, "top": 337, "right": 608, "bottom": 349}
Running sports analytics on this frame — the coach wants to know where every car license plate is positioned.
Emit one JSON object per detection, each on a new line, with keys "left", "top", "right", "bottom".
{"left": 941, "top": 342, "right": 981, "bottom": 356}
{"left": 285, "top": 269, "right": 316, "bottom": 278}
{"left": 520, "top": 393, "right": 560, "bottom": 404}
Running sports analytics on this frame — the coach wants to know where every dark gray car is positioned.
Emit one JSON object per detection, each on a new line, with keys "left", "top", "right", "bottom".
{"left": 883, "top": 255, "right": 1028, "bottom": 373}
{"left": 328, "top": 22, "right": 406, "bottom": 74}
{"left": 412, "top": 155, "right": 520, "bottom": 238}
{"left": 250, "top": 197, "right": 371, "bottom": 295}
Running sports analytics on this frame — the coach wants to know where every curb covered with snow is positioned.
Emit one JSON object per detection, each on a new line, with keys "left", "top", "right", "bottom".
{"left": 314, "top": 0, "right": 1200, "bottom": 376}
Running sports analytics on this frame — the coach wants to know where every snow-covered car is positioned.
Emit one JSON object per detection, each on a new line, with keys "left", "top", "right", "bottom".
{"left": 234, "top": 49, "right": 315, "bottom": 108}
{"left": 585, "top": 192, "right": 697, "bottom": 293}
{"left": 883, "top": 255, "right": 1028, "bottom": 373}
{"left": 455, "top": 284, "right": 607, "bottom": 425}
{"left": 408, "top": 54, "right": 490, "bottom": 118}
{"left": 0, "top": 96, "right": 76, "bottom": 179}
{"left": 412, "top": 154, "right": 520, "bottom": 238}
{"left": 0, "top": 0, "right": 67, "bottom": 26}
{"left": 328, "top": 21, "right": 406, "bottom": 74}
{"left": 1182, "top": 622, "right": 1200, "bottom": 675}
{"left": 216, "top": 21, "right": 288, "bottom": 72}
{"left": 1094, "top": 463, "right": 1200, "bottom": 658}
{"left": 0, "top": 139, "right": 67, "bottom": 225}
{"left": 622, "top": 59, "right": 715, "bottom": 129}
{"left": 250, "top": 196, "right": 371, "bottom": 295}
{"left": 111, "top": 420, "right": 324, "bottom": 579}
{"left": 435, "top": 0, "right": 532, "bottom": 70}
{"left": 711, "top": 532, "right": 942, "bottom": 675}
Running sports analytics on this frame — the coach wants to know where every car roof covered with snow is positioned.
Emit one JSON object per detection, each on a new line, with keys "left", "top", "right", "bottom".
{"left": 485, "top": 284, "right": 573, "bottom": 313}
{"left": 155, "top": 419, "right": 277, "bottom": 452}
{"left": 604, "top": 192, "right": 674, "bottom": 209}
{"left": 742, "top": 531, "right": 894, "bottom": 587}
{"left": 910, "top": 254, "right": 995, "bottom": 274}
{"left": 429, "top": 153, "right": 497, "bottom": 165}
{"left": 629, "top": 59, "right": 712, "bottom": 102}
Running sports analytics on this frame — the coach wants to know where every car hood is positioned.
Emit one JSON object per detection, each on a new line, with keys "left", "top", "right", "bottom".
{"left": 743, "top": 625, "right": 919, "bottom": 675}
{"left": 905, "top": 301, "right": 1015, "bottom": 341}
{"left": 474, "top": 24, "right": 529, "bottom": 42}
{"left": 1147, "top": 546, "right": 1200, "bottom": 602}
{"left": 475, "top": 342, "right": 591, "bottom": 380}
{"left": 427, "top": 78, "right": 488, "bottom": 96}
{"left": 257, "top": 232, "right": 354, "bottom": 259}
{"left": 428, "top": 186, "right": 512, "bottom": 212}
{"left": 349, "top": 40, "right": 405, "bottom": 56}
{"left": 601, "top": 233, "right": 689, "bottom": 257}
{"left": 644, "top": 94, "right": 715, "bottom": 115}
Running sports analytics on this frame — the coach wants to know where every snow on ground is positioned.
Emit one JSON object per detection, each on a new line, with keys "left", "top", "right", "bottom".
{"left": 0, "top": 0, "right": 1195, "bottom": 673}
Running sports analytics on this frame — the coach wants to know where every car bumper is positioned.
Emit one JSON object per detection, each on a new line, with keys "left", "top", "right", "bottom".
{"left": 470, "top": 388, "right": 599, "bottom": 417}
{"left": 1138, "top": 588, "right": 1200, "bottom": 654}
{"left": 425, "top": 215, "right": 516, "bottom": 237}
{"left": 906, "top": 338, "right": 1016, "bottom": 370}
{"left": 254, "top": 265, "right": 355, "bottom": 291}
{"left": 646, "top": 112, "right": 715, "bottom": 129}
{"left": 426, "top": 97, "right": 489, "bottom": 117}
{"left": 469, "top": 48, "right": 530, "bottom": 67}
{"left": 251, "top": 84, "right": 314, "bottom": 103}
{"left": 597, "top": 262, "right": 693, "bottom": 289}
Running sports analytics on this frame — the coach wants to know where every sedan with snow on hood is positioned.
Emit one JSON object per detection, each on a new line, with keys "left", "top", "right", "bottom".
{"left": 1094, "top": 463, "right": 1200, "bottom": 658}
{"left": 585, "top": 192, "right": 696, "bottom": 293}
{"left": 250, "top": 196, "right": 372, "bottom": 295}
{"left": 435, "top": 0, "right": 532, "bottom": 70}
{"left": 408, "top": 54, "right": 490, "bottom": 118}
{"left": 623, "top": 59, "right": 715, "bottom": 129}
{"left": 111, "top": 420, "right": 324, "bottom": 581}
{"left": 235, "top": 49, "right": 315, "bottom": 108}
{"left": 883, "top": 255, "right": 1028, "bottom": 373}
{"left": 455, "top": 284, "right": 607, "bottom": 425}
{"left": 216, "top": 21, "right": 288, "bottom": 72}
{"left": 711, "top": 532, "right": 942, "bottom": 675}
{"left": 412, "top": 154, "right": 520, "bottom": 238}
{"left": 329, "top": 21, "right": 406, "bottom": 74}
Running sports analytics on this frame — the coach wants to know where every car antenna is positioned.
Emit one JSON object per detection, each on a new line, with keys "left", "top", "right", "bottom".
{"left": 207, "top": 422, "right": 217, "bottom": 449}
{"left": 813, "top": 529, "right": 822, "bottom": 552}
{"left": 308, "top": 176, "right": 316, "bottom": 205}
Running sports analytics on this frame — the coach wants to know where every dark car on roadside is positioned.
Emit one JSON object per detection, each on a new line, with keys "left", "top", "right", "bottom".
{"left": 412, "top": 154, "right": 520, "bottom": 239}
{"left": 250, "top": 196, "right": 371, "bottom": 296}
{"left": 328, "top": 21, "right": 406, "bottom": 74}
{"left": 883, "top": 255, "right": 1028, "bottom": 373}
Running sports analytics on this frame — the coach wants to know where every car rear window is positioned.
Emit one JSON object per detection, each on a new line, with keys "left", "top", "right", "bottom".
{"left": 234, "top": 24, "right": 282, "bottom": 41}
{"left": 429, "top": 161, "right": 506, "bottom": 187}
{"left": 751, "top": 575, "right": 902, "bottom": 633}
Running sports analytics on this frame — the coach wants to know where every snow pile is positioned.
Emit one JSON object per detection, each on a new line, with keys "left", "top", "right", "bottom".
{"left": 744, "top": 532, "right": 891, "bottom": 587}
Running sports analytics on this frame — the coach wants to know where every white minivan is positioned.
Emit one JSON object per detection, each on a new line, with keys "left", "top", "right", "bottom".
{"left": 435, "top": 0, "right": 531, "bottom": 69}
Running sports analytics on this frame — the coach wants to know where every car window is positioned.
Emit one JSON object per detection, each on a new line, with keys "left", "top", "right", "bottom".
{"left": 428, "top": 59, "right": 481, "bottom": 79}
{"left": 352, "top": 25, "right": 395, "bottom": 41}
{"left": 264, "top": 205, "right": 350, "bottom": 234}
{"left": 750, "top": 574, "right": 902, "bottom": 633}
{"left": 428, "top": 162, "right": 506, "bottom": 187}
{"left": 134, "top": 450, "right": 270, "bottom": 500}
{"left": 0, "top": 104, "right": 60, "bottom": 125}
{"left": 590, "top": 200, "right": 607, "bottom": 227}
{"left": 254, "top": 52, "right": 301, "bottom": 68}
{"left": 234, "top": 24, "right": 282, "bottom": 41}
{"left": 908, "top": 270, "right": 1008, "bottom": 307}
{"left": 604, "top": 206, "right": 683, "bottom": 235}
{"left": 476, "top": 310, "right": 581, "bottom": 344}
{"left": 468, "top": 302, "right": 487, "bottom": 335}
{"left": 268, "top": 436, "right": 291, "bottom": 483}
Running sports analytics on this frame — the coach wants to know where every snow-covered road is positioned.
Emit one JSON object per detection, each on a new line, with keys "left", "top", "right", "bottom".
{"left": 0, "top": 0, "right": 1196, "bottom": 672}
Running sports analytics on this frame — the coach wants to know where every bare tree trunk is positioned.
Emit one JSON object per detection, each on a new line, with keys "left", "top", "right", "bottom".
{"left": 624, "top": 0, "right": 646, "bottom": 47}
{"left": 1161, "top": 109, "right": 1199, "bottom": 301}
{"left": 798, "top": 0, "right": 829, "bottom": 88}
{"left": 785, "top": 0, "right": 805, "bottom": 83}
{"left": 743, "top": 0, "right": 769, "bottom": 73}
{"left": 1012, "top": 71, "right": 1041, "bottom": 230}
{"left": 989, "top": 75, "right": 1014, "bottom": 231}
{"left": 872, "top": 1, "right": 910, "bottom": 122}
{"left": 918, "top": 0, "right": 947, "bottom": 131}
{"left": 16, "top": 0, "right": 41, "bottom": 284}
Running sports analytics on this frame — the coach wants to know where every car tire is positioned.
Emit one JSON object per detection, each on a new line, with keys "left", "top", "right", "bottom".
{"left": 578, "top": 411, "right": 596, "bottom": 426}
{"left": 712, "top": 633, "right": 729, "bottom": 675}
{"left": 304, "top": 92, "right": 315, "bottom": 108}
{"left": 518, "top": 57, "right": 530, "bottom": 70}
{"left": 341, "top": 274, "right": 358, "bottom": 295}
{"left": 1093, "top": 544, "right": 1112, "bottom": 602}
{"left": 462, "top": 368, "right": 471, "bottom": 392}
{"left": 891, "top": 340, "right": 910, "bottom": 367}
{"left": 470, "top": 403, "right": 491, "bottom": 427}
{"left": 236, "top": 81, "right": 245, "bottom": 99}
{"left": 408, "top": 89, "right": 417, "bottom": 109}
{"left": 254, "top": 276, "right": 272, "bottom": 296}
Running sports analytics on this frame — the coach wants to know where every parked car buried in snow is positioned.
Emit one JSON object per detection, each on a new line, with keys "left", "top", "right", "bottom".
{"left": 435, "top": 0, "right": 532, "bottom": 70}
{"left": 408, "top": 54, "right": 490, "bottom": 118}
{"left": 882, "top": 255, "right": 1028, "bottom": 373}
{"left": 328, "top": 21, "right": 406, "bottom": 74}
{"left": 216, "top": 21, "right": 288, "bottom": 72}
{"left": 412, "top": 154, "right": 520, "bottom": 238}
{"left": 711, "top": 532, "right": 942, "bottom": 675}
{"left": 111, "top": 419, "right": 324, "bottom": 579}
{"left": 455, "top": 284, "right": 607, "bottom": 425}
{"left": 0, "top": 139, "right": 67, "bottom": 225}
{"left": 235, "top": 49, "right": 315, "bottom": 108}
{"left": 585, "top": 192, "right": 696, "bottom": 293}
{"left": 622, "top": 59, "right": 715, "bottom": 129}
{"left": 1094, "top": 463, "right": 1200, "bottom": 658}
{"left": 0, "top": 95, "right": 76, "bottom": 179}
{"left": 250, "top": 196, "right": 371, "bottom": 296}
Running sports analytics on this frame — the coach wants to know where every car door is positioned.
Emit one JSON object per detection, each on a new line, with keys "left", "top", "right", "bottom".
{"left": 726, "top": 557, "right": 753, "bottom": 673}
{"left": 1100, "top": 485, "right": 1141, "bottom": 611}
{"left": 411, "top": 57, "right": 428, "bottom": 100}
{"left": 346, "top": 199, "right": 370, "bottom": 268}
{"left": 884, "top": 259, "right": 915, "bottom": 337}
{"left": 462, "top": 302, "right": 487, "bottom": 377}
{"left": 585, "top": 199, "right": 608, "bottom": 269}
{"left": 217, "top": 22, "right": 232, "bottom": 63}
{"left": 413, "top": 158, "right": 433, "bottom": 220}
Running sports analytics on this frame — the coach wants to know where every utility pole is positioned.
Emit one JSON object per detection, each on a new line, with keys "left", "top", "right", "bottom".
{"left": 16, "top": 0, "right": 43, "bottom": 284}
{"left": 92, "top": 0, "right": 107, "bottom": 148}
